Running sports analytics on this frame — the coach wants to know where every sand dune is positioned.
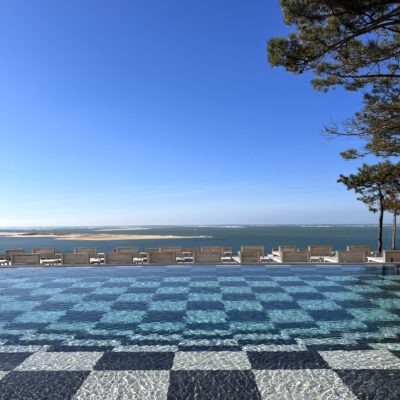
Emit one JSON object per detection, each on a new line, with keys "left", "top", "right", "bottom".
{"left": 0, "top": 232, "right": 200, "bottom": 241}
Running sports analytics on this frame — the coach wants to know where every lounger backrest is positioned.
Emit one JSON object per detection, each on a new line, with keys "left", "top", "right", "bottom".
{"left": 308, "top": 245, "right": 332, "bottom": 257}
{"left": 193, "top": 250, "right": 222, "bottom": 264}
{"left": 337, "top": 251, "right": 366, "bottom": 263}
{"left": 61, "top": 253, "right": 90, "bottom": 265}
{"left": 201, "top": 246, "right": 224, "bottom": 255}
{"left": 105, "top": 253, "right": 133, "bottom": 265}
{"left": 147, "top": 251, "right": 177, "bottom": 264}
{"left": 241, "top": 245, "right": 265, "bottom": 256}
{"left": 5, "top": 249, "right": 25, "bottom": 260}
{"left": 383, "top": 250, "right": 400, "bottom": 263}
{"left": 346, "top": 245, "right": 371, "bottom": 256}
{"left": 279, "top": 246, "right": 297, "bottom": 253}
{"left": 239, "top": 249, "right": 262, "bottom": 264}
{"left": 32, "top": 248, "right": 56, "bottom": 258}
{"left": 113, "top": 247, "right": 140, "bottom": 256}
{"left": 280, "top": 250, "right": 310, "bottom": 262}
{"left": 11, "top": 253, "right": 40, "bottom": 265}
{"left": 160, "top": 247, "right": 182, "bottom": 255}
{"left": 74, "top": 248, "right": 97, "bottom": 258}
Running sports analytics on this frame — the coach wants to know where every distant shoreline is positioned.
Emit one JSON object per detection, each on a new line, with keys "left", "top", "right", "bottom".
{"left": 0, "top": 232, "right": 206, "bottom": 241}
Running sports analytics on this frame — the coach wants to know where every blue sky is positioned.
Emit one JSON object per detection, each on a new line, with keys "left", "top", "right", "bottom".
{"left": 0, "top": 0, "right": 382, "bottom": 226}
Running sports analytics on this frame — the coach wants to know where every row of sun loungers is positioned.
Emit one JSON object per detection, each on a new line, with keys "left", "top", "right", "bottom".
{"left": 0, "top": 245, "right": 399, "bottom": 266}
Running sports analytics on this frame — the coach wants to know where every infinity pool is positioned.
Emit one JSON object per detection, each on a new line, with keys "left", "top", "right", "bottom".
{"left": 0, "top": 265, "right": 399, "bottom": 399}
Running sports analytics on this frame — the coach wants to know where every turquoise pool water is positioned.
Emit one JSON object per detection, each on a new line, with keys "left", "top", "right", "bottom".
{"left": 0, "top": 264, "right": 399, "bottom": 351}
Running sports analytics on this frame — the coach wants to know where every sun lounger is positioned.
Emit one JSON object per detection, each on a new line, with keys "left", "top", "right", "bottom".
{"left": 238, "top": 246, "right": 265, "bottom": 264}
{"left": 74, "top": 247, "right": 100, "bottom": 264}
{"left": 104, "top": 253, "right": 133, "bottom": 265}
{"left": 272, "top": 246, "right": 296, "bottom": 257}
{"left": 193, "top": 249, "right": 223, "bottom": 264}
{"left": 274, "top": 249, "right": 310, "bottom": 263}
{"left": 113, "top": 247, "right": 140, "bottom": 255}
{"left": 5, "top": 249, "right": 25, "bottom": 260}
{"left": 11, "top": 253, "right": 41, "bottom": 266}
{"left": 147, "top": 250, "right": 177, "bottom": 265}
{"left": 308, "top": 245, "right": 333, "bottom": 261}
{"left": 323, "top": 251, "right": 366, "bottom": 263}
{"left": 33, "top": 248, "right": 59, "bottom": 265}
{"left": 346, "top": 245, "right": 372, "bottom": 257}
{"left": 367, "top": 250, "right": 400, "bottom": 263}
{"left": 61, "top": 253, "right": 90, "bottom": 265}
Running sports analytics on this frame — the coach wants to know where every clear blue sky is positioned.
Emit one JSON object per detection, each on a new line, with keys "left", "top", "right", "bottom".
{"left": 0, "top": 0, "right": 382, "bottom": 226}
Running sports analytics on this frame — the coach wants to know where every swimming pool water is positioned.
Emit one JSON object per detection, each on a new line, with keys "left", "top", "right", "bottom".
{"left": 0, "top": 265, "right": 400, "bottom": 399}
{"left": 0, "top": 264, "right": 399, "bottom": 350}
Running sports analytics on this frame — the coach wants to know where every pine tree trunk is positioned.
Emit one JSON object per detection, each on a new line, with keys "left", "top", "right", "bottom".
{"left": 377, "top": 201, "right": 384, "bottom": 254}
{"left": 392, "top": 211, "right": 397, "bottom": 250}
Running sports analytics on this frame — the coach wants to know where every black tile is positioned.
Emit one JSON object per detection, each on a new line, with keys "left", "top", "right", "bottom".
{"left": 306, "top": 343, "right": 373, "bottom": 351}
{"left": 336, "top": 300, "right": 377, "bottom": 309}
{"left": 167, "top": 370, "right": 261, "bottom": 400}
{"left": 94, "top": 351, "right": 174, "bottom": 370}
{"left": 219, "top": 281, "right": 248, "bottom": 287}
{"left": 308, "top": 309, "right": 354, "bottom": 321}
{"left": 274, "top": 322, "right": 319, "bottom": 330}
{"left": 251, "top": 287, "right": 284, "bottom": 294}
{"left": 261, "top": 301, "right": 300, "bottom": 310}
{"left": 189, "top": 287, "right": 221, "bottom": 294}
{"left": 0, "top": 311, "right": 23, "bottom": 321}
{"left": 247, "top": 351, "right": 330, "bottom": 369}
{"left": 47, "top": 345, "right": 113, "bottom": 352}
{"left": 0, "top": 371, "right": 89, "bottom": 400}
{"left": 336, "top": 369, "right": 400, "bottom": 400}
{"left": 290, "top": 293, "right": 326, "bottom": 300}
{"left": 60, "top": 310, "right": 104, "bottom": 323}
{"left": 391, "top": 351, "right": 400, "bottom": 359}
{"left": 226, "top": 310, "right": 268, "bottom": 322}
{"left": 187, "top": 301, "right": 224, "bottom": 310}
{"left": 222, "top": 293, "right": 256, "bottom": 301}
{"left": 34, "top": 302, "right": 74, "bottom": 311}
{"left": 278, "top": 281, "right": 310, "bottom": 287}
{"left": 4, "top": 322, "right": 48, "bottom": 331}
{"left": 143, "top": 311, "right": 186, "bottom": 322}
{"left": 126, "top": 287, "right": 158, "bottom": 294}
{"left": 111, "top": 301, "right": 148, "bottom": 311}
{"left": 153, "top": 294, "right": 188, "bottom": 301}
{"left": 0, "top": 353, "right": 31, "bottom": 371}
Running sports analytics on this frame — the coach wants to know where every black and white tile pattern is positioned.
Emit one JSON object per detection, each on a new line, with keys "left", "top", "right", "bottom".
{"left": 0, "top": 264, "right": 399, "bottom": 398}
{"left": 0, "top": 348, "right": 399, "bottom": 399}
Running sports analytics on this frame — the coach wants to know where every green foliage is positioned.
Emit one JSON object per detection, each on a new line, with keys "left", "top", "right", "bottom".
{"left": 338, "top": 161, "right": 400, "bottom": 211}
{"left": 338, "top": 161, "right": 400, "bottom": 251}
{"left": 268, "top": 1, "right": 400, "bottom": 91}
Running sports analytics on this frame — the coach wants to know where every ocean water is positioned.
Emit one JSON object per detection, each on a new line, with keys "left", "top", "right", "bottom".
{"left": 0, "top": 225, "right": 395, "bottom": 254}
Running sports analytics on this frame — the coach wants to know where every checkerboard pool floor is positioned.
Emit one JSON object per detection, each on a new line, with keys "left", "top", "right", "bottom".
{"left": 1, "top": 347, "right": 400, "bottom": 399}
{"left": 0, "top": 264, "right": 399, "bottom": 398}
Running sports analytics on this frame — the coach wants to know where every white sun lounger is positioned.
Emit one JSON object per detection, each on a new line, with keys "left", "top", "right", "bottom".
{"left": 367, "top": 250, "right": 400, "bottom": 263}
{"left": 323, "top": 251, "right": 366, "bottom": 263}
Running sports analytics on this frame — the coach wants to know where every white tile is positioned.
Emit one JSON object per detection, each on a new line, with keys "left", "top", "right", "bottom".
{"left": 369, "top": 343, "right": 400, "bottom": 351}
{"left": 73, "top": 371, "right": 169, "bottom": 400}
{"left": 243, "top": 344, "right": 307, "bottom": 352}
{"left": 0, "top": 345, "right": 49, "bottom": 353}
{"left": 15, "top": 351, "right": 103, "bottom": 371}
{"left": 172, "top": 351, "right": 251, "bottom": 370}
{"left": 254, "top": 369, "right": 357, "bottom": 400}
{"left": 319, "top": 350, "right": 400, "bottom": 370}
{"left": 113, "top": 345, "right": 178, "bottom": 352}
